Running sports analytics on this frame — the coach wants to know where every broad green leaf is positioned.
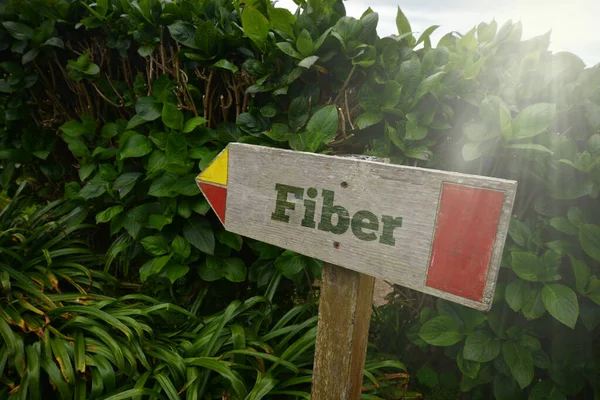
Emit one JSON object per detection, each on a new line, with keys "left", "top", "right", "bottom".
{"left": 414, "top": 71, "right": 445, "bottom": 103}
{"left": 183, "top": 117, "right": 208, "bottom": 133}
{"left": 419, "top": 316, "right": 463, "bottom": 346}
{"left": 457, "top": 349, "right": 480, "bottom": 379}
{"left": 165, "top": 263, "right": 189, "bottom": 283}
{"left": 306, "top": 105, "right": 338, "bottom": 143}
{"left": 505, "top": 279, "right": 529, "bottom": 312}
{"left": 199, "top": 256, "right": 225, "bottom": 281}
{"left": 298, "top": 55, "right": 319, "bottom": 69}
{"left": 3, "top": 22, "right": 34, "bottom": 40}
{"left": 463, "top": 330, "right": 501, "bottom": 362}
{"left": 504, "top": 143, "right": 553, "bottom": 154}
{"left": 223, "top": 258, "right": 247, "bottom": 282}
{"left": 242, "top": 6, "right": 269, "bottom": 49}
{"left": 463, "top": 122, "right": 499, "bottom": 141}
{"left": 162, "top": 102, "right": 184, "bottom": 130}
{"left": 569, "top": 256, "right": 591, "bottom": 293}
{"left": 355, "top": 112, "right": 383, "bottom": 130}
{"left": 508, "top": 219, "right": 531, "bottom": 247}
{"left": 416, "top": 366, "right": 438, "bottom": 388}
{"left": 141, "top": 236, "right": 169, "bottom": 256}
{"left": 528, "top": 380, "right": 566, "bottom": 400}
{"left": 119, "top": 134, "right": 152, "bottom": 160}
{"left": 135, "top": 97, "right": 161, "bottom": 121}
{"left": 511, "top": 252, "right": 553, "bottom": 282}
{"left": 79, "top": 176, "right": 107, "bottom": 199}
{"left": 96, "top": 206, "right": 124, "bottom": 224}
{"left": 586, "top": 276, "right": 600, "bottom": 305}
{"left": 171, "top": 235, "right": 191, "bottom": 260}
{"left": 296, "top": 29, "right": 313, "bottom": 57}
{"left": 395, "top": 7, "right": 413, "bottom": 41}
{"left": 522, "top": 285, "right": 546, "bottom": 319}
{"left": 541, "top": 284, "right": 579, "bottom": 328}
{"left": 274, "top": 251, "right": 307, "bottom": 277}
{"left": 216, "top": 231, "right": 243, "bottom": 251}
{"left": 276, "top": 42, "right": 302, "bottom": 59}
{"left": 579, "top": 224, "right": 600, "bottom": 262}
{"left": 550, "top": 217, "right": 578, "bottom": 235}
{"left": 184, "top": 218, "right": 215, "bottom": 255}
{"left": 405, "top": 121, "right": 428, "bottom": 140}
{"left": 169, "top": 21, "right": 198, "bottom": 48}
{"left": 462, "top": 142, "right": 483, "bottom": 161}
{"left": 139, "top": 255, "right": 172, "bottom": 281}
{"left": 213, "top": 59, "right": 238, "bottom": 74}
{"left": 113, "top": 172, "right": 142, "bottom": 198}
{"left": 166, "top": 132, "right": 188, "bottom": 165}
{"left": 269, "top": 8, "right": 296, "bottom": 39}
{"left": 289, "top": 97, "right": 309, "bottom": 131}
{"left": 195, "top": 20, "right": 218, "bottom": 56}
{"left": 509, "top": 103, "right": 556, "bottom": 140}
{"left": 502, "top": 342, "right": 534, "bottom": 389}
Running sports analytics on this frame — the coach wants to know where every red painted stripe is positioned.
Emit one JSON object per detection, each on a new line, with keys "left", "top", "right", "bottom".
{"left": 425, "top": 183, "right": 505, "bottom": 302}
{"left": 198, "top": 182, "right": 227, "bottom": 224}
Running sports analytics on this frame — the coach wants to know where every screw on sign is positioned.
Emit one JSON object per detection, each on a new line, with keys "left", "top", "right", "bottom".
{"left": 196, "top": 143, "right": 517, "bottom": 399}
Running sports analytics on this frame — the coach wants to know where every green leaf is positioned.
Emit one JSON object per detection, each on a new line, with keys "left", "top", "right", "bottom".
{"left": 569, "top": 256, "right": 591, "bottom": 293}
{"left": 242, "top": 6, "right": 269, "bottom": 49}
{"left": 79, "top": 176, "right": 107, "bottom": 199}
{"left": 136, "top": 97, "right": 161, "bottom": 121}
{"left": 541, "top": 284, "right": 579, "bottom": 328}
{"left": 223, "top": 258, "right": 247, "bottom": 282}
{"left": 22, "top": 48, "right": 39, "bottom": 64}
{"left": 414, "top": 71, "right": 445, "bottom": 103}
{"left": 419, "top": 316, "right": 463, "bottom": 346}
{"left": 529, "top": 380, "right": 566, "bottom": 400}
{"left": 505, "top": 279, "right": 528, "bottom": 312}
{"left": 586, "top": 276, "right": 600, "bottom": 305}
{"left": 139, "top": 255, "right": 172, "bottom": 282}
{"left": 522, "top": 285, "right": 546, "bottom": 319}
{"left": 509, "top": 103, "right": 556, "bottom": 140}
{"left": 162, "top": 102, "right": 184, "bottom": 130}
{"left": 579, "top": 224, "right": 600, "bottom": 262}
{"left": 183, "top": 116, "right": 208, "bottom": 133}
{"left": 298, "top": 55, "right": 319, "bottom": 69}
{"left": 416, "top": 366, "right": 438, "bottom": 388}
{"left": 550, "top": 217, "right": 578, "bottom": 235}
{"left": 457, "top": 349, "right": 480, "bottom": 379}
{"left": 166, "top": 132, "right": 188, "bottom": 165}
{"left": 216, "top": 231, "right": 243, "bottom": 251}
{"left": 296, "top": 29, "right": 313, "bottom": 57}
{"left": 511, "top": 252, "right": 556, "bottom": 282}
{"left": 171, "top": 235, "right": 191, "bottom": 260}
{"left": 355, "top": 112, "right": 383, "bottom": 130}
{"left": 276, "top": 42, "right": 302, "bottom": 59}
{"left": 96, "top": 205, "right": 124, "bottom": 224}
{"left": 505, "top": 143, "right": 553, "bottom": 154}
{"left": 306, "top": 105, "right": 338, "bottom": 143}
{"left": 462, "top": 142, "right": 484, "bottom": 161}
{"left": 165, "top": 263, "right": 189, "bottom": 283}
{"left": 60, "top": 120, "right": 89, "bottom": 137}
{"left": 168, "top": 21, "right": 198, "bottom": 48}
{"left": 508, "top": 219, "right": 531, "bottom": 247}
{"left": 463, "top": 330, "right": 501, "bottom": 362}
{"left": 395, "top": 7, "right": 413, "bottom": 40}
{"left": 141, "top": 236, "right": 169, "bottom": 256}
{"left": 113, "top": 172, "right": 142, "bottom": 198}
{"left": 119, "top": 134, "right": 152, "bottom": 160}
{"left": 274, "top": 251, "right": 307, "bottom": 277}
{"left": 213, "top": 59, "right": 239, "bottom": 74}
{"left": 269, "top": 8, "right": 296, "bottom": 39}
{"left": 502, "top": 342, "right": 534, "bottom": 389}
{"left": 184, "top": 218, "right": 215, "bottom": 255}
{"left": 405, "top": 121, "right": 428, "bottom": 140}
{"left": 288, "top": 97, "right": 309, "bottom": 131}
{"left": 199, "top": 256, "right": 225, "bottom": 281}
{"left": 194, "top": 20, "right": 217, "bottom": 56}
{"left": 2, "top": 22, "right": 34, "bottom": 40}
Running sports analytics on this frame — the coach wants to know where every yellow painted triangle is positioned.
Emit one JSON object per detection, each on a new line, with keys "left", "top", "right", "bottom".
{"left": 197, "top": 147, "right": 228, "bottom": 186}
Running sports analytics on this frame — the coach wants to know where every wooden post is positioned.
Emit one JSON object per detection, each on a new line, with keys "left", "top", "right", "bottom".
{"left": 311, "top": 263, "right": 376, "bottom": 399}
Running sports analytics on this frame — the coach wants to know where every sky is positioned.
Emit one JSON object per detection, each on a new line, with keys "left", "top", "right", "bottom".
{"left": 277, "top": 0, "right": 599, "bottom": 67}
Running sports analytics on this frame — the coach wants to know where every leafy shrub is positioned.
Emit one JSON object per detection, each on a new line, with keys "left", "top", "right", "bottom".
{"left": 0, "top": 0, "right": 599, "bottom": 398}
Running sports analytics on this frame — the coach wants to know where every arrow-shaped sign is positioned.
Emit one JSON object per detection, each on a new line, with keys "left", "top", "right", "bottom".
{"left": 196, "top": 143, "right": 516, "bottom": 311}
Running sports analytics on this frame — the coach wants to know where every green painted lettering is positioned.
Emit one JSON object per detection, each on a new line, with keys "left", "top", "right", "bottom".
{"left": 351, "top": 210, "right": 379, "bottom": 241}
{"left": 271, "top": 183, "right": 304, "bottom": 223}
{"left": 380, "top": 215, "right": 403, "bottom": 246}
{"left": 318, "top": 189, "right": 350, "bottom": 234}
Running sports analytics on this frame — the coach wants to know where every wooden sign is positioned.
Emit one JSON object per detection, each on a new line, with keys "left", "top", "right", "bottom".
{"left": 196, "top": 143, "right": 517, "bottom": 311}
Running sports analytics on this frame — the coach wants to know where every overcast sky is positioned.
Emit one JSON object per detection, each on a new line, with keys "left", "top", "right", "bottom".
{"left": 277, "top": 0, "right": 599, "bottom": 67}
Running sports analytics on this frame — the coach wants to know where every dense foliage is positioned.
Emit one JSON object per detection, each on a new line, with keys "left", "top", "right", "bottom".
{"left": 0, "top": 0, "right": 599, "bottom": 398}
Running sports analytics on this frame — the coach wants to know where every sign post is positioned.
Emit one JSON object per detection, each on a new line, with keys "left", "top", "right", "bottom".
{"left": 196, "top": 143, "right": 517, "bottom": 398}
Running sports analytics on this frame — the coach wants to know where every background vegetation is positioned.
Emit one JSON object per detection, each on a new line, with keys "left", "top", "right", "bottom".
{"left": 0, "top": 0, "right": 598, "bottom": 398}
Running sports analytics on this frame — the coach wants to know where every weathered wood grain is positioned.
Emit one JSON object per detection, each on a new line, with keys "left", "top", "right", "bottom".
{"left": 311, "top": 263, "right": 375, "bottom": 400}
{"left": 215, "top": 143, "right": 516, "bottom": 310}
